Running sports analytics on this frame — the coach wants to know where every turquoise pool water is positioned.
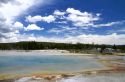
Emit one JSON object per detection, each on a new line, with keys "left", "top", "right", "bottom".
{"left": 0, "top": 55, "right": 105, "bottom": 74}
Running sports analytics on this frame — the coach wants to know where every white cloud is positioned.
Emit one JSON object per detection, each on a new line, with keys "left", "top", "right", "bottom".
{"left": 26, "top": 15, "right": 56, "bottom": 23}
{"left": 25, "top": 8, "right": 101, "bottom": 27}
{"left": 66, "top": 8, "right": 100, "bottom": 27}
{"left": 41, "top": 15, "right": 56, "bottom": 23}
{"left": 65, "top": 8, "right": 125, "bottom": 28}
{"left": 26, "top": 15, "right": 42, "bottom": 23}
{"left": 0, "top": 0, "right": 45, "bottom": 41}
{"left": 0, "top": 0, "right": 55, "bottom": 42}
{"left": 25, "top": 24, "right": 44, "bottom": 31}
{"left": 63, "top": 33, "right": 124, "bottom": 45}
{"left": 1, "top": 3, "right": 125, "bottom": 45}
{"left": 93, "top": 21, "right": 125, "bottom": 27}
{"left": 46, "top": 33, "right": 125, "bottom": 45}
{"left": 13, "top": 21, "right": 24, "bottom": 29}
{"left": 1, "top": 33, "right": 125, "bottom": 45}
{"left": 25, "top": 8, "right": 125, "bottom": 29}
{"left": 54, "top": 10, "right": 65, "bottom": 16}
{"left": 0, "top": 0, "right": 43, "bottom": 23}
{"left": 66, "top": 8, "right": 84, "bottom": 15}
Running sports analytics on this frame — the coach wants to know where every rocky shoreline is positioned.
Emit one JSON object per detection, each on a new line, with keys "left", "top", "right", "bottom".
{"left": 1, "top": 68, "right": 125, "bottom": 82}
{"left": 0, "top": 50, "right": 93, "bottom": 56}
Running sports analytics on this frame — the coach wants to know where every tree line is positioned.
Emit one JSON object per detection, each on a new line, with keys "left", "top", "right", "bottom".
{"left": 0, "top": 41, "right": 125, "bottom": 52}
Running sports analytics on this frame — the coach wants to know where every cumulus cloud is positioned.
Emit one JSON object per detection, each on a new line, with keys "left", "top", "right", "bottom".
{"left": 42, "top": 33, "right": 125, "bottom": 45}
{"left": 26, "top": 8, "right": 125, "bottom": 28}
{"left": 25, "top": 24, "right": 44, "bottom": 31}
{"left": 0, "top": 0, "right": 16, "bottom": 6}
{"left": 0, "top": 14, "right": 14, "bottom": 39}
{"left": 54, "top": 10, "right": 65, "bottom": 16}
{"left": 26, "top": 15, "right": 56, "bottom": 23}
{"left": 13, "top": 21, "right": 24, "bottom": 29}
{"left": 66, "top": 8, "right": 100, "bottom": 27}
{"left": 65, "top": 8, "right": 125, "bottom": 28}
{"left": 0, "top": 0, "right": 46, "bottom": 41}
{"left": 0, "top": 0, "right": 13, "bottom": 3}
{"left": 1, "top": 33, "right": 125, "bottom": 45}
{"left": 26, "top": 15, "right": 42, "bottom": 23}
{"left": 0, "top": 0, "right": 42, "bottom": 23}
{"left": 66, "top": 8, "right": 86, "bottom": 15}
{"left": 39, "top": 15, "right": 56, "bottom": 23}
{"left": 26, "top": 8, "right": 100, "bottom": 26}
{"left": 63, "top": 33, "right": 125, "bottom": 45}
{"left": 54, "top": 8, "right": 125, "bottom": 28}
{"left": 0, "top": 2, "right": 125, "bottom": 45}
{"left": 13, "top": 21, "right": 44, "bottom": 31}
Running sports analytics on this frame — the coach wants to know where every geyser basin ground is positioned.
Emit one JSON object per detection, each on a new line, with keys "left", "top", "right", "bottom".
{"left": 0, "top": 50, "right": 125, "bottom": 82}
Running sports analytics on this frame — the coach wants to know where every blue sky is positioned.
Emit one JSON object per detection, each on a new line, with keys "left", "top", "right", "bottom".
{"left": 0, "top": 0, "right": 125, "bottom": 44}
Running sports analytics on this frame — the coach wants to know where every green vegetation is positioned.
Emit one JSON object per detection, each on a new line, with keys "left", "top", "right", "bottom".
{"left": 0, "top": 41, "right": 125, "bottom": 53}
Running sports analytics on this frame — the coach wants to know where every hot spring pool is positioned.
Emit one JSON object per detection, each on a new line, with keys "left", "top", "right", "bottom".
{"left": 0, "top": 55, "right": 105, "bottom": 74}
{"left": 0, "top": 53, "right": 125, "bottom": 82}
